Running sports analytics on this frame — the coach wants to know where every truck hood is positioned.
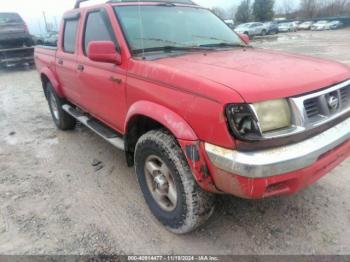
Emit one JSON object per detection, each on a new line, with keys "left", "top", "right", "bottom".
{"left": 146, "top": 48, "right": 350, "bottom": 103}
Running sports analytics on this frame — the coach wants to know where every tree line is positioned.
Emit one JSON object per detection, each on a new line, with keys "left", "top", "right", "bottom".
{"left": 211, "top": 0, "right": 350, "bottom": 24}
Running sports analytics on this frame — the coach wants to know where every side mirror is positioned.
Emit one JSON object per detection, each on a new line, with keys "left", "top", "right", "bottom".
{"left": 239, "top": 33, "right": 250, "bottom": 45}
{"left": 87, "top": 41, "right": 121, "bottom": 65}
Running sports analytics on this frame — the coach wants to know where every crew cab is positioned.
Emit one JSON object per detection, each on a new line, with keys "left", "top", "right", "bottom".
{"left": 35, "top": 0, "right": 350, "bottom": 234}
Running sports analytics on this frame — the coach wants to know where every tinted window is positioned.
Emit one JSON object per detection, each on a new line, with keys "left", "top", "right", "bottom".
{"left": 0, "top": 13, "right": 23, "bottom": 25}
{"left": 63, "top": 19, "right": 79, "bottom": 53}
{"left": 84, "top": 11, "right": 113, "bottom": 54}
{"left": 115, "top": 6, "right": 243, "bottom": 54}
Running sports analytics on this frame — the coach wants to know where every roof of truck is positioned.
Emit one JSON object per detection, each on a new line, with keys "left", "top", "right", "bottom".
{"left": 74, "top": 0, "right": 197, "bottom": 9}
{"left": 107, "top": 0, "right": 196, "bottom": 4}
{"left": 66, "top": 0, "right": 201, "bottom": 18}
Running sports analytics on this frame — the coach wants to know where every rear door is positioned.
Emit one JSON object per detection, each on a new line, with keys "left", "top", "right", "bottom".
{"left": 76, "top": 8, "right": 127, "bottom": 132}
{"left": 55, "top": 12, "right": 81, "bottom": 105}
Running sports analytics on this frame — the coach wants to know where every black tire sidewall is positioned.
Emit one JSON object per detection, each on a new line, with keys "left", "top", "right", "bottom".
{"left": 46, "top": 83, "right": 75, "bottom": 130}
{"left": 47, "top": 84, "right": 62, "bottom": 127}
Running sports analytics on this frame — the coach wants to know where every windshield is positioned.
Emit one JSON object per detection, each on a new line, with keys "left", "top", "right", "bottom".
{"left": 0, "top": 13, "right": 23, "bottom": 25}
{"left": 114, "top": 5, "right": 244, "bottom": 55}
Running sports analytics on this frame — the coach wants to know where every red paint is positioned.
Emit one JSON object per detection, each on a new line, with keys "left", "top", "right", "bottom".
{"left": 205, "top": 139, "right": 350, "bottom": 199}
{"left": 34, "top": 2, "right": 350, "bottom": 199}
{"left": 87, "top": 41, "right": 122, "bottom": 64}
{"left": 178, "top": 140, "right": 220, "bottom": 193}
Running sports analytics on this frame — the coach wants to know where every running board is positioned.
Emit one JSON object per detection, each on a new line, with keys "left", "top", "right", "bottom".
{"left": 62, "top": 104, "right": 125, "bottom": 151}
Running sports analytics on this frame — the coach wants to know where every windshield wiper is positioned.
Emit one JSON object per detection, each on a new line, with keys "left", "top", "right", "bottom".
{"left": 193, "top": 35, "right": 247, "bottom": 48}
{"left": 136, "top": 38, "right": 186, "bottom": 46}
{"left": 199, "top": 42, "right": 246, "bottom": 48}
{"left": 133, "top": 45, "right": 211, "bottom": 55}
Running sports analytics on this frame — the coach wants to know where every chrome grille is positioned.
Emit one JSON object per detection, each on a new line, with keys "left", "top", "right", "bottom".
{"left": 298, "top": 82, "right": 350, "bottom": 122}
{"left": 304, "top": 97, "right": 320, "bottom": 118}
{"left": 340, "top": 86, "right": 349, "bottom": 106}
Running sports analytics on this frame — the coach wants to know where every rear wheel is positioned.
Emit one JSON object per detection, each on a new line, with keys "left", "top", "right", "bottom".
{"left": 134, "top": 130, "right": 215, "bottom": 234}
{"left": 46, "top": 83, "right": 76, "bottom": 130}
{"left": 261, "top": 29, "right": 267, "bottom": 36}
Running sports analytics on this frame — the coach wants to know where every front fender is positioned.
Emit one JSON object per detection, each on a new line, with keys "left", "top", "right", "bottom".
{"left": 40, "top": 67, "right": 64, "bottom": 98}
{"left": 125, "top": 101, "right": 197, "bottom": 141}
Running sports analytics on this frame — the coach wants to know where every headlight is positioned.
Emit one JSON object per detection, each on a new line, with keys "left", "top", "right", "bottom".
{"left": 226, "top": 99, "right": 292, "bottom": 140}
{"left": 253, "top": 99, "right": 291, "bottom": 132}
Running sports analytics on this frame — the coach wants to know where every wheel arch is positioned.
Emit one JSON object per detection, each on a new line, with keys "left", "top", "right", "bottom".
{"left": 124, "top": 101, "right": 198, "bottom": 166}
{"left": 40, "top": 67, "right": 64, "bottom": 99}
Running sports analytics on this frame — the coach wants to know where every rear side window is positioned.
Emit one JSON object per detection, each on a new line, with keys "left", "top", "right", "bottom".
{"left": 83, "top": 11, "right": 114, "bottom": 54}
{"left": 63, "top": 19, "right": 79, "bottom": 53}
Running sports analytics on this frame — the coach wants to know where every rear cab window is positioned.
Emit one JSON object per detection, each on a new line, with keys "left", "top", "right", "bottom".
{"left": 62, "top": 12, "right": 80, "bottom": 53}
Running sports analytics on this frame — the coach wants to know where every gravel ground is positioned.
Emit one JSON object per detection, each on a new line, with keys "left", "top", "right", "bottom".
{"left": 0, "top": 29, "right": 350, "bottom": 255}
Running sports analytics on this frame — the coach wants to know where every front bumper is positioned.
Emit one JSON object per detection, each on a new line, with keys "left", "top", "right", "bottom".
{"left": 204, "top": 117, "right": 350, "bottom": 198}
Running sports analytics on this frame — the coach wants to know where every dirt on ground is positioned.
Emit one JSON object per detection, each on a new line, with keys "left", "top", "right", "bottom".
{"left": 0, "top": 29, "right": 350, "bottom": 255}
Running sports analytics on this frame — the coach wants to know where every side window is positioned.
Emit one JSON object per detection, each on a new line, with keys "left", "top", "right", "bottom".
{"left": 83, "top": 10, "right": 115, "bottom": 54}
{"left": 63, "top": 19, "right": 79, "bottom": 53}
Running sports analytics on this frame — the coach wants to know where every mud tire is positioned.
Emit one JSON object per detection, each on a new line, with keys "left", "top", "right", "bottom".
{"left": 134, "top": 130, "right": 215, "bottom": 234}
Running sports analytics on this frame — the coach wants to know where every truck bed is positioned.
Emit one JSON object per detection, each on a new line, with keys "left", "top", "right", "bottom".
{"left": 34, "top": 46, "right": 57, "bottom": 72}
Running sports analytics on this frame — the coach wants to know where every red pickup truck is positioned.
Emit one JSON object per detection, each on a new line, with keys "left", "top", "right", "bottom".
{"left": 35, "top": 0, "right": 350, "bottom": 234}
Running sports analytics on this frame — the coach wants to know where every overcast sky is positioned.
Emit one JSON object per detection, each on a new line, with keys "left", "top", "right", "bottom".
{"left": 1, "top": 0, "right": 300, "bottom": 34}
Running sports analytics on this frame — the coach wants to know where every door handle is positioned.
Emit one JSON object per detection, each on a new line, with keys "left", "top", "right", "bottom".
{"left": 77, "top": 64, "right": 84, "bottom": 71}
{"left": 110, "top": 76, "right": 122, "bottom": 84}
{"left": 57, "top": 58, "right": 63, "bottom": 65}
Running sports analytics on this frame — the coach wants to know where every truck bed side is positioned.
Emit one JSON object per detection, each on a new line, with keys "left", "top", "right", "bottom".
{"left": 34, "top": 46, "right": 57, "bottom": 73}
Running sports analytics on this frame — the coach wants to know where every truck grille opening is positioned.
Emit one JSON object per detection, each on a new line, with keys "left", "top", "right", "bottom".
{"left": 304, "top": 97, "right": 320, "bottom": 118}
{"left": 302, "top": 82, "right": 350, "bottom": 121}
{"left": 340, "top": 86, "right": 349, "bottom": 106}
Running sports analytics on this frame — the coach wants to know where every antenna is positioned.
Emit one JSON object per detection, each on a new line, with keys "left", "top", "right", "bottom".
{"left": 75, "top": 0, "right": 89, "bottom": 9}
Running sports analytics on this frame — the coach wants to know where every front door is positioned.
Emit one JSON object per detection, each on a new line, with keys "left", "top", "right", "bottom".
{"left": 77, "top": 8, "right": 127, "bottom": 132}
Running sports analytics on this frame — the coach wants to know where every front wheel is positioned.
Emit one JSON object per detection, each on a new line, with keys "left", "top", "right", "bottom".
{"left": 134, "top": 130, "right": 215, "bottom": 234}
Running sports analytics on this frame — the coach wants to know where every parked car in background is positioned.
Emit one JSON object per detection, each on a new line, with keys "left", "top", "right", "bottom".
{"left": 32, "top": 34, "right": 44, "bottom": 45}
{"left": 0, "top": 12, "right": 33, "bottom": 47}
{"left": 44, "top": 32, "right": 58, "bottom": 46}
{"left": 326, "top": 20, "right": 344, "bottom": 30}
{"left": 224, "top": 19, "right": 234, "bottom": 29}
{"left": 234, "top": 22, "right": 267, "bottom": 37}
{"left": 290, "top": 21, "right": 299, "bottom": 31}
{"left": 298, "top": 21, "right": 314, "bottom": 30}
{"left": 264, "top": 21, "right": 279, "bottom": 35}
{"left": 0, "top": 12, "right": 34, "bottom": 67}
{"left": 311, "top": 20, "right": 329, "bottom": 31}
{"left": 33, "top": 32, "right": 58, "bottom": 46}
{"left": 278, "top": 22, "right": 297, "bottom": 32}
